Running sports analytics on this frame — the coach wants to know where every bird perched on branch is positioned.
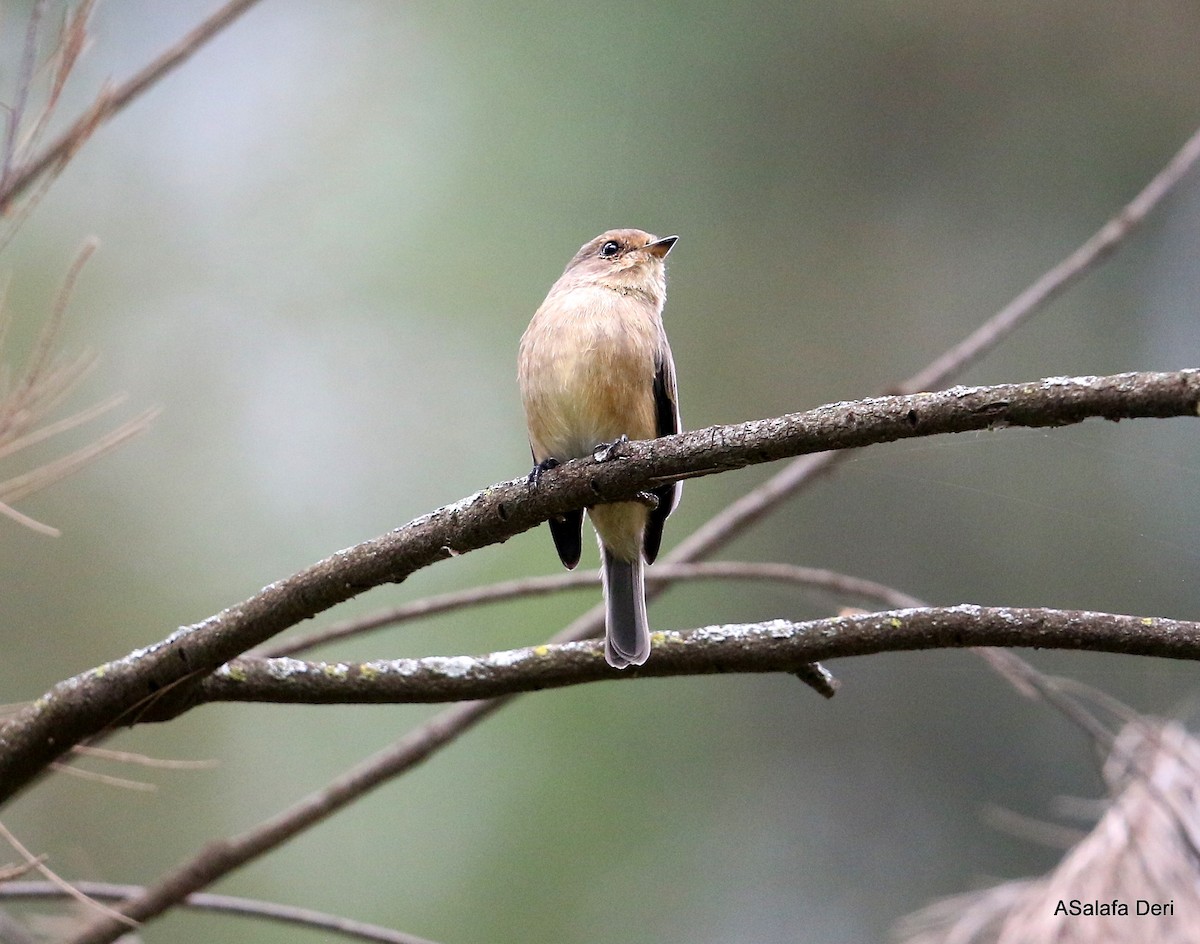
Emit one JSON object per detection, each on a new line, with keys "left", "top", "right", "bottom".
{"left": 518, "top": 229, "right": 681, "bottom": 668}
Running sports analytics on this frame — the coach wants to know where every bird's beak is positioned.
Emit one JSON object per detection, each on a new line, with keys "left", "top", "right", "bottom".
{"left": 644, "top": 234, "right": 678, "bottom": 259}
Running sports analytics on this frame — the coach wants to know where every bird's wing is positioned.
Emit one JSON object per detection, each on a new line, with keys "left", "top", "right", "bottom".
{"left": 643, "top": 342, "right": 681, "bottom": 564}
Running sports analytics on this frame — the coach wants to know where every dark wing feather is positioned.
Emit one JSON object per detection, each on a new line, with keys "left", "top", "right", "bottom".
{"left": 643, "top": 344, "right": 681, "bottom": 564}
{"left": 530, "top": 446, "right": 584, "bottom": 570}
{"left": 548, "top": 509, "right": 584, "bottom": 570}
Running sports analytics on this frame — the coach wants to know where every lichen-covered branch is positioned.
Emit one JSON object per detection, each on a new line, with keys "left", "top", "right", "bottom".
{"left": 192, "top": 607, "right": 1200, "bottom": 707}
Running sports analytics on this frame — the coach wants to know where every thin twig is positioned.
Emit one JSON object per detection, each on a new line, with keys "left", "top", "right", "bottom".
{"left": 47, "top": 762, "right": 157, "bottom": 792}
{"left": 903, "top": 122, "right": 1200, "bottom": 395}
{"left": 0, "top": 406, "right": 159, "bottom": 506}
{"left": 666, "top": 121, "right": 1200, "bottom": 567}
{"left": 2, "top": 0, "right": 51, "bottom": 181}
{"left": 0, "top": 881, "right": 442, "bottom": 944}
{"left": 18, "top": 0, "right": 97, "bottom": 161}
{"left": 69, "top": 745, "right": 217, "bottom": 770}
{"left": 0, "top": 820, "right": 136, "bottom": 929}
{"left": 980, "top": 804, "right": 1088, "bottom": 851}
{"left": 0, "top": 239, "right": 156, "bottom": 535}
{"left": 0, "top": 393, "right": 126, "bottom": 463}
{"left": 263, "top": 560, "right": 927, "bottom": 658}
{"left": 0, "top": 858, "right": 44, "bottom": 883}
{"left": 0, "top": 239, "right": 98, "bottom": 440}
{"left": 0, "top": 499, "right": 59, "bottom": 536}
{"left": 60, "top": 699, "right": 507, "bottom": 944}
{"left": 0, "top": 0, "right": 267, "bottom": 213}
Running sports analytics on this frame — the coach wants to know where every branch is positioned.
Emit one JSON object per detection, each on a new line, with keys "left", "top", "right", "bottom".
{"left": 0, "top": 0, "right": 266, "bottom": 213}
{"left": 194, "top": 607, "right": 1200, "bottom": 706}
{"left": 60, "top": 700, "right": 508, "bottom": 944}
{"left": 0, "top": 820, "right": 136, "bottom": 931}
{"left": 261, "top": 560, "right": 926, "bottom": 658}
{"left": 0, "top": 369, "right": 1195, "bottom": 802}
{"left": 0, "top": 241, "right": 159, "bottom": 534}
{"left": 0, "top": 881, "right": 441, "bottom": 944}
{"left": 902, "top": 122, "right": 1200, "bottom": 394}
{"left": 667, "top": 122, "right": 1200, "bottom": 568}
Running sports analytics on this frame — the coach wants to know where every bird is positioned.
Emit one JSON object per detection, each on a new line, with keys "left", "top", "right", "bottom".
{"left": 518, "top": 228, "right": 681, "bottom": 668}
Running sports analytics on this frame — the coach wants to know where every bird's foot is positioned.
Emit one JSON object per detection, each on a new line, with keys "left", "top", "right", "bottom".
{"left": 527, "top": 457, "right": 560, "bottom": 488}
{"left": 592, "top": 434, "right": 629, "bottom": 463}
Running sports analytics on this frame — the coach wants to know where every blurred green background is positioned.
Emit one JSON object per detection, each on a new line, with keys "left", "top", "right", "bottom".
{"left": 2, "top": 1, "right": 1200, "bottom": 941}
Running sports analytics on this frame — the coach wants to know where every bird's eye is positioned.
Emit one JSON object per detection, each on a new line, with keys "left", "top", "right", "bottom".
{"left": 599, "top": 240, "right": 621, "bottom": 258}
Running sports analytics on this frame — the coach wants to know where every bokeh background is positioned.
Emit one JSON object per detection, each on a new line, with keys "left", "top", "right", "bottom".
{"left": 2, "top": 1, "right": 1200, "bottom": 941}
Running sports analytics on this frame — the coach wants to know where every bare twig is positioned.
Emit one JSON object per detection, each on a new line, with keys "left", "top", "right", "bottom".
{"left": 68, "top": 745, "right": 217, "bottom": 770}
{"left": 46, "top": 763, "right": 157, "bottom": 792}
{"left": 59, "top": 700, "right": 506, "bottom": 944}
{"left": 18, "top": 0, "right": 98, "bottom": 163}
{"left": 903, "top": 122, "right": 1200, "bottom": 395}
{"left": 668, "top": 121, "right": 1200, "bottom": 566}
{"left": 0, "top": 821, "right": 136, "bottom": 929}
{"left": 263, "top": 560, "right": 927, "bottom": 658}
{"left": 0, "top": 393, "right": 128, "bottom": 463}
{"left": 2, "top": 0, "right": 51, "bottom": 180}
{"left": 0, "top": 242, "right": 160, "bottom": 533}
{"left": 0, "top": 881, "right": 441, "bottom": 944}
{"left": 0, "top": 239, "right": 98, "bottom": 442}
{"left": 980, "top": 804, "right": 1088, "bottom": 851}
{"left": 0, "top": 405, "right": 159, "bottom": 507}
{"left": 46, "top": 743, "right": 218, "bottom": 791}
{"left": 0, "top": 499, "right": 60, "bottom": 535}
{"left": 0, "top": 0, "right": 267, "bottom": 214}
{"left": 0, "top": 858, "right": 44, "bottom": 883}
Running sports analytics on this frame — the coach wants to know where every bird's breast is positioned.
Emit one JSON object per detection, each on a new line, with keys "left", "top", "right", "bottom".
{"left": 519, "top": 286, "right": 662, "bottom": 461}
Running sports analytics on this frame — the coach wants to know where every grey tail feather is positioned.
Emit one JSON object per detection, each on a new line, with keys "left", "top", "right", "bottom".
{"left": 601, "top": 548, "right": 650, "bottom": 669}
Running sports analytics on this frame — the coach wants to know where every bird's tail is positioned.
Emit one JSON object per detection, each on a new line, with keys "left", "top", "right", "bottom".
{"left": 601, "top": 547, "right": 651, "bottom": 669}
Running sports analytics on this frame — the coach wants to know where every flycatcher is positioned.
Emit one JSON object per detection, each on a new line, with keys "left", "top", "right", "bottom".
{"left": 518, "top": 229, "right": 681, "bottom": 668}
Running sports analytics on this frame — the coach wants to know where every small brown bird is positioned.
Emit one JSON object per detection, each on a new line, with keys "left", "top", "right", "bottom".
{"left": 518, "top": 229, "right": 681, "bottom": 668}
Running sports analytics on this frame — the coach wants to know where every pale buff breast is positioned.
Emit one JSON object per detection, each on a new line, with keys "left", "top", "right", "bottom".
{"left": 519, "top": 284, "right": 663, "bottom": 462}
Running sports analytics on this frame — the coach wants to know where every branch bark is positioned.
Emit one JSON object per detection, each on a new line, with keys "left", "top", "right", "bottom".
{"left": 0, "top": 369, "right": 1196, "bottom": 803}
{"left": 199, "top": 607, "right": 1200, "bottom": 706}
{"left": 259, "top": 560, "right": 926, "bottom": 658}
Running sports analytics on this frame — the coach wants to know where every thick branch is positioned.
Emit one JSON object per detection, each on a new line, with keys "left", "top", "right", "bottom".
{"left": 0, "top": 370, "right": 1196, "bottom": 802}
{"left": 194, "top": 607, "right": 1200, "bottom": 705}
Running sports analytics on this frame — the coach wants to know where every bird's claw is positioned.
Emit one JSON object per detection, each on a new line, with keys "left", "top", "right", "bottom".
{"left": 528, "top": 457, "right": 560, "bottom": 488}
{"left": 592, "top": 435, "right": 629, "bottom": 463}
